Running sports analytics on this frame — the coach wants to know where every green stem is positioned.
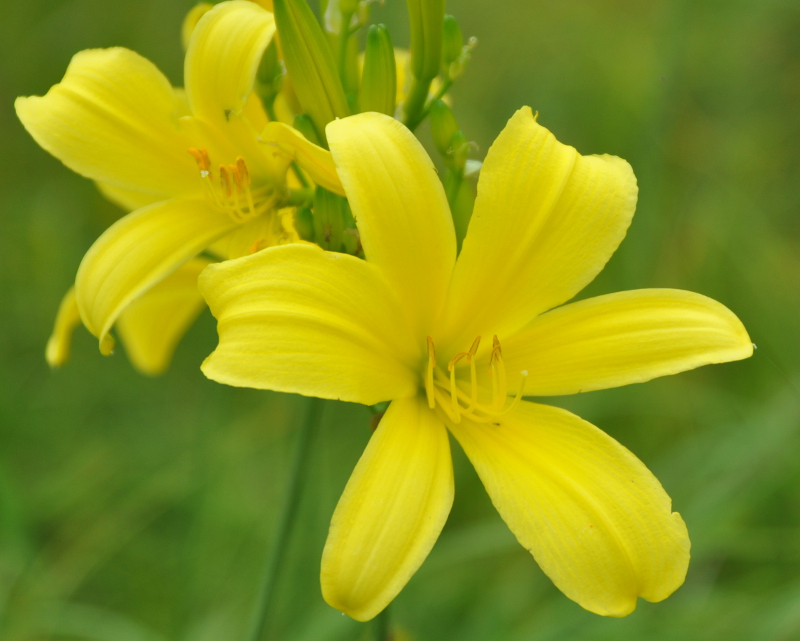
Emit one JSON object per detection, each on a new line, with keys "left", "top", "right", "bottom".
{"left": 403, "top": 75, "right": 434, "bottom": 131}
{"left": 374, "top": 605, "right": 390, "bottom": 641}
{"left": 246, "top": 397, "right": 324, "bottom": 641}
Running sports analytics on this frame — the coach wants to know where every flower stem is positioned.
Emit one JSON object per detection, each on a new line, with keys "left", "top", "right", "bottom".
{"left": 246, "top": 396, "right": 324, "bottom": 641}
{"left": 375, "top": 606, "right": 390, "bottom": 641}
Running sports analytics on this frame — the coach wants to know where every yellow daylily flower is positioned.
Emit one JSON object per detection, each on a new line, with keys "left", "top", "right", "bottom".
{"left": 199, "top": 109, "right": 753, "bottom": 621}
{"left": 16, "top": 0, "right": 341, "bottom": 358}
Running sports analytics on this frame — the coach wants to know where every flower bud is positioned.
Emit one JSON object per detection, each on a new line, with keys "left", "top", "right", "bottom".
{"left": 273, "top": 0, "right": 350, "bottom": 143}
{"left": 360, "top": 25, "right": 397, "bottom": 115}
{"left": 442, "top": 15, "right": 463, "bottom": 66}
{"left": 294, "top": 206, "right": 315, "bottom": 241}
{"left": 313, "top": 187, "right": 347, "bottom": 251}
{"left": 430, "top": 100, "right": 468, "bottom": 170}
{"left": 407, "top": 0, "right": 445, "bottom": 82}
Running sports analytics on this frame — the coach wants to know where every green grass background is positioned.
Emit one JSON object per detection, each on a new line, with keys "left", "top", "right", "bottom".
{"left": 1, "top": 0, "right": 799, "bottom": 639}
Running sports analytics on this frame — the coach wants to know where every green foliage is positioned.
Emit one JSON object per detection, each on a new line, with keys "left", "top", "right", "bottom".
{"left": 1, "top": 0, "right": 799, "bottom": 639}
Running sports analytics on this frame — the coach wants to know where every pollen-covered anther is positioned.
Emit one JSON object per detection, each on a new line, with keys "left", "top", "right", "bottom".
{"left": 425, "top": 335, "right": 527, "bottom": 424}
{"left": 187, "top": 147, "right": 211, "bottom": 178}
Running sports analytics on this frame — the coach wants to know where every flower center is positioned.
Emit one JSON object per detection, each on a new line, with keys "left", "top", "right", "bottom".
{"left": 425, "top": 335, "right": 528, "bottom": 424}
{"left": 188, "top": 147, "right": 277, "bottom": 223}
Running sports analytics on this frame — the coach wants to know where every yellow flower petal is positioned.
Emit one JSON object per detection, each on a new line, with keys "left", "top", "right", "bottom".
{"left": 200, "top": 244, "right": 418, "bottom": 405}
{"left": 440, "top": 107, "right": 638, "bottom": 351}
{"left": 75, "top": 199, "right": 236, "bottom": 353}
{"left": 321, "top": 396, "right": 454, "bottom": 621}
{"left": 181, "top": 3, "right": 214, "bottom": 51}
{"left": 261, "top": 121, "right": 344, "bottom": 195}
{"left": 116, "top": 257, "right": 211, "bottom": 376}
{"left": 326, "top": 113, "right": 456, "bottom": 337}
{"left": 184, "top": 1, "right": 275, "bottom": 126}
{"left": 45, "top": 287, "right": 81, "bottom": 368}
{"left": 95, "top": 182, "right": 161, "bottom": 212}
{"left": 448, "top": 401, "right": 690, "bottom": 617}
{"left": 15, "top": 48, "right": 197, "bottom": 198}
{"left": 502, "top": 289, "right": 753, "bottom": 396}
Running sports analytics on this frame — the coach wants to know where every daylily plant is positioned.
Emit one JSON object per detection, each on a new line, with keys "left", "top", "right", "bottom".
{"left": 199, "top": 109, "right": 753, "bottom": 621}
{"left": 16, "top": 0, "right": 340, "bottom": 373}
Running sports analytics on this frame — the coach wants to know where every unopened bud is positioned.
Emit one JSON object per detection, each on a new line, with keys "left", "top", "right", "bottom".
{"left": 430, "top": 100, "right": 468, "bottom": 171}
{"left": 273, "top": 0, "right": 350, "bottom": 143}
{"left": 407, "top": 0, "right": 445, "bottom": 82}
{"left": 294, "top": 206, "right": 315, "bottom": 241}
{"left": 313, "top": 187, "right": 347, "bottom": 251}
{"left": 360, "top": 25, "right": 397, "bottom": 115}
{"left": 442, "top": 15, "right": 463, "bottom": 66}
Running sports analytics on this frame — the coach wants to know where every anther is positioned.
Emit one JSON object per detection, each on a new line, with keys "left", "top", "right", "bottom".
{"left": 219, "top": 165, "right": 232, "bottom": 198}
{"left": 188, "top": 147, "right": 211, "bottom": 178}
{"left": 425, "top": 336, "right": 436, "bottom": 409}
{"left": 236, "top": 157, "right": 250, "bottom": 188}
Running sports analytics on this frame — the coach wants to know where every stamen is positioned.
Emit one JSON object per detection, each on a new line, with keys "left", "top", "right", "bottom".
{"left": 219, "top": 165, "right": 232, "bottom": 198}
{"left": 188, "top": 147, "right": 211, "bottom": 178}
{"left": 425, "top": 336, "right": 436, "bottom": 409}
{"left": 425, "top": 335, "right": 526, "bottom": 425}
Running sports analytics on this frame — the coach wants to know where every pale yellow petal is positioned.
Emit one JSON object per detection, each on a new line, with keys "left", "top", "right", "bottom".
{"left": 45, "top": 287, "right": 81, "bottom": 368}
{"left": 502, "top": 289, "right": 753, "bottom": 396}
{"left": 322, "top": 397, "right": 454, "bottom": 621}
{"left": 326, "top": 113, "right": 456, "bottom": 337}
{"left": 116, "top": 257, "right": 211, "bottom": 376}
{"left": 75, "top": 199, "right": 235, "bottom": 353}
{"left": 440, "top": 107, "right": 637, "bottom": 352}
{"left": 261, "top": 121, "right": 344, "bottom": 195}
{"left": 200, "top": 244, "right": 418, "bottom": 405}
{"left": 181, "top": 3, "right": 214, "bottom": 51}
{"left": 15, "top": 48, "right": 197, "bottom": 197}
{"left": 448, "top": 401, "right": 690, "bottom": 617}
{"left": 184, "top": 1, "right": 275, "bottom": 126}
{"left": 95, "top": 182, "right": 161, "bottom": 212}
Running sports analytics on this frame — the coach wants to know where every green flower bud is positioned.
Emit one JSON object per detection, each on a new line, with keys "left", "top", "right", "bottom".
{"left": 442, "top": 15, "right": 463, "bottom": 66}
{"left": 313, "top": 187, "right": 347, "bottom": 251}
{"left": 256, "top": 40, "right": 284, "bottom": 111}
{"left": 407, "top": 0, "right": 445, "bottom": 82}
{"left": 294, "top": 206, "right": 315, "bottom": 242}
{"left": 273, "top": 0, "right": 350, "bottom": 144}
{"left": 430, "top": 99, "right": 459, "bottom": 158}
{"left": 360, "top": 25, "right": 397, "bottom": 115}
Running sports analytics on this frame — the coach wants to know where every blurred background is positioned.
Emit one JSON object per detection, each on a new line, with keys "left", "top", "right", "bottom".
{"left": 1, "top": 0, "right": 799, "bottom": 639}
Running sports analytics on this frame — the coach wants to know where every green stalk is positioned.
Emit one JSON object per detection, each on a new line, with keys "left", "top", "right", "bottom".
{"left": 374, "top": 605, "right": 390, "bottom": 641}
{"left": 246, "top": 397, "right": 324, "bottom": 641}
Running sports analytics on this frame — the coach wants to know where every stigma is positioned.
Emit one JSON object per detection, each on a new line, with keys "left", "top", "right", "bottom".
{"left": 425, "top": 335, "right": 528, "bottom": 424}
{"left": 188, "top": 148, "right": 275, "bottom": 223}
